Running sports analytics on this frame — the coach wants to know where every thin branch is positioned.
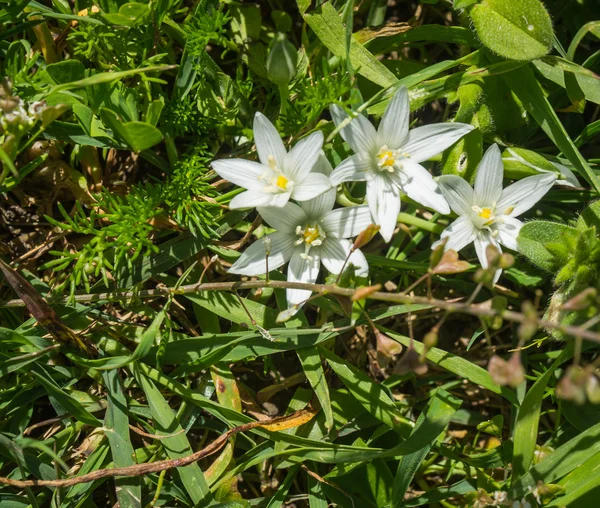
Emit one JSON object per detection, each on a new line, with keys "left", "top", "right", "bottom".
{"left": 0, "top": 408, "right": 316, "bottom": 488}
{"left": 1, "top": 279, "right": 599, "bottom": 342}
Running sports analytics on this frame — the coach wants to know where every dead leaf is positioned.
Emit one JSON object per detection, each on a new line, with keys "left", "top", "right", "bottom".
{"left": 0, "top": 259, "right": 94, "bottom": 355}
{"left": 432, "top": 249, "right": 471, "bottom": 275}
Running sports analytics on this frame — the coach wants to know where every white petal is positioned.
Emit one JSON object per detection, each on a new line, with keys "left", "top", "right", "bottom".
{"left": 367, "top": 174, "right": 400, "bottom": 243}
{"left": 285, "top": 131, "right": 324, "bottom": 181}
{"left": 474, "top": 231, "right": 501, "bottom": 269}
{"left": 299, "top": 188, "right": 336, "bottom": 221}
{"left": 287, "top": 251, "right": 320, "bottom": 307}
{"left": 290, "top": 172, "right": 332, "bottom": 201}
{"left": 254, "top": 112, "right": 287, "bottom": 168}
{"left": 377, "top": 86, "right": 409, "bottom": 149}
{"left": 401, "top": 122, "right": 474, "bottom": 164}
{"left": 229, "top": 232, "right": 294, "bottom": 276}
{"left": 313, "top": 152, "right": 334, "bottom": 177}
{"left": 438, "top": 175, "right": 474, "bottom": 216}
{"left": 552, "top": 162, "right": 580, "bottom": 188}
{"left": 496, "top": 173, "right": 556, "bottom": 217}
{"left": 330, "top": 154, "right": 372, "bottom": 186}
{"left": 391, "top": 161, "right": 450, "bottom": 214}
{"left": 436, "top": 215, "right": 477, "bottom": 253}
{"left": 347, "top": 247, "right": 369, "bottom": 277}
{"left": 319, "top": 238, "right": 368, "bottom": 277}
{"left": 473, "top": 144, "right": 504, "bottom": 207}
{"left": 229, "top": 190, "right": 289, "bottom": 209}
{"left": 212, "top": 159, "right": 268, "bottom": 191}
{"left": 495, "top": 216, "right": 523, "bottom": 251}
{"left": 330, "top": 104, "right": 377, "bottom": 155}
{"left": 321, "top": 205, "right": 373, "bottom": 239}
{"left": 257, "top": 202, "right": 307, "bottom": 233}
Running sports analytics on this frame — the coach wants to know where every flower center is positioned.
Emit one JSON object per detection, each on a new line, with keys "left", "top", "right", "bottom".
{"left": 471, "top": 205, "right": 499, "bottom": 229}
{"left": 376, "top": 145, "right": 409, "bottom": 173}
{"left": 294, "top": 223, "right": 326, "bottom": 260}
{"left": 260, "top": 155, "right": 293, "bottom": 193}
{"left": 478, "top": 207, "right": 493, "bottom": 220}
{"left": 275, "top": 174, "right": 289, "bottom": 190}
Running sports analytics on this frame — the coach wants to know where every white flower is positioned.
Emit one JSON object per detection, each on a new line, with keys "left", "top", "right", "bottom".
{"left": 328, "top": 86, "right": 474, "bottom": 242}
{"left": 434, "top": 144, "right": 556, "bottom": 280}
{"left": 229, "top": 156, "right": 371, "bottom": 307}
{"left": 504, "top": 148, "right": 580, "bottom": 188}
{"left": 211, "top": 112, "right": 331, "bottom": 209}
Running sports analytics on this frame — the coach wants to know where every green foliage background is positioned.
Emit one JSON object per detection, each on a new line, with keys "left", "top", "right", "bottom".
{"left": 1, "top": 0, "right": 600, "bottom": 506}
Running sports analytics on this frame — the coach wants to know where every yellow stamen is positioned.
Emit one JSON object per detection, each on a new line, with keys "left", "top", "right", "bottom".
{"left": 303, "top": 227, "right": 320, "bottom": 244}
{"left": 275, "top": 175, "right": 288, "bottom": 189}
{"left": 378, "top": 150, "right": 395, "bottom": 167}
{"left": 478, "top": 207, "right": 493, "bottom": 220}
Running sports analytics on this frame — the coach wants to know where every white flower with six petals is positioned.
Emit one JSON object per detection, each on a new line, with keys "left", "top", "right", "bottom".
{"left": 212, "top": 112, "right": 331, "bottom": 209}
{"left": 229, "top": 157, "right": 372, "bottom": 307}
{"left": 329, "top": 86, "right": 474, "bottom": 242}
{"left": 434, "top": 144, "right": 557, "bottom": 279}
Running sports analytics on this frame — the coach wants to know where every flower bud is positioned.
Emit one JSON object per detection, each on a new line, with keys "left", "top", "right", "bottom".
{"left": 266, "top": 33, "right": 297, "bottom": 86}
{"left": 351, "top": 284, "right": 381, "bottom": 302}
{"left": 488, "top": 353, "right": 525, "bottom": 388}
{"left": 353, "top": 224, "right": 380, "bottom": 250}
{"left": 423, "top": 330, "right": 438, "bottom": 351}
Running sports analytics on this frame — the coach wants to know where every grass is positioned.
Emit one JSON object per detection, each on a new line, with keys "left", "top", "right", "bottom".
{"left": 1, "top": 0, "right": 600, "bottom": 507}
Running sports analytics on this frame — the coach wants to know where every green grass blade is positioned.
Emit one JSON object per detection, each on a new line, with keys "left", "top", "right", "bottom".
{"left": 501, "top": 63, "right": 600, "bottom": 193}
{"left": 320, "top": 347, "right": 412, "bottom": 436}
{"left": 511, "top": 344, "right": 574, "bottom": 482}
{"left": 31, "top": 367, "right": 102, "bottom": 427}
{"left": 384, "top": 330, "right": 520, "bottom": 406}
{"left": 299, "top": 2, "right": 397, "bottom": 87}
{"left": 297, "top": 346, "right": 334, "bottom": 430}
{"left": 102, "top": 369, "right": 141, "bottom": 508}
{"left": 134, "top": 367, "right": 212, "bottom": 506}
{"left": 510, "top": 420, "right": 600, "bottom": 498}
{"left": 391, "top": 392, "right": 461, "bottom": 505}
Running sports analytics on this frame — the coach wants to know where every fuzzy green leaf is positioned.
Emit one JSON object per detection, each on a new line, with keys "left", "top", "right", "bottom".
{"left": 518, "top": 221, "right": 580, "bottom": 272}
{"left": 470, "top": 0, "right": 554, "bottom": 61}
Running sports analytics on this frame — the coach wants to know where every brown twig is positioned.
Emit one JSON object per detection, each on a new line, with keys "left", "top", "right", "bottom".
{"left": 2, "top": 279, "right": 599, "bottom": 343}
{"left": 0, "top": 408, "right": 317, "bottom": 488}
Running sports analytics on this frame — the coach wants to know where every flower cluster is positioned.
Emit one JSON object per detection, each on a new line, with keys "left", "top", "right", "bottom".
{"left": 0, "top": 96, "right": 47, "bottom": 134}
{"left": 212, "top": 87, "right": 559, "bottom": 307}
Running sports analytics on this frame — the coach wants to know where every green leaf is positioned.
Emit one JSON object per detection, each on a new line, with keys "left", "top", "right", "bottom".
{"left": 69, "top": 310, "right": 164, "bottom": 370}
{"left": 99, "top": 108, "right": 163, "bottom": 152}
{"left": 533, "top": 57, "right": 600, "bottom": 105}
{"left": 103, "top": 2, "right": 149, "bottom": 26}
{"left": 517, "top": 221, "right": 580, "bottom": 272}
{"left": 134, "top": 367, "right": 212, "bottom": 505}
{"left": 511, "top": 421, "right": 600, "bottom": 498}
{"left": 545, "top": 452, "right": 600, "bottom": 506}
{"left": 297, "top": 346, "right": 334, "bottom": 430}
{"left": 361, "top": 25, "right": 476, "bottom": 55}
{"left": 384, "top": 330, "right": 520, "bottom": 406}
{"left": 102, "top": 369, "right": 141, "bottom": 508}
{"left": 392, "top": 393, "right": 462, "bottom": 504}
{"left": 299, "top": 2, "right": 397, "bottom": 87}
{"left": 512, "top": 345, "right": 574, "bottom": 482}
{"left": 45, "top": 60, "right": 86, "bottom": 84}
{"left": 469, "top": 0, "right": 553, "bottom": 61}
{"left": 31, "top": 366, "right": 102, "bottom": 427}
{"left": 577, "top": 200, "right": 600, "bottom": 231}
{"left": 501, "top": 64, "right": 600, "bottom": 193}
{"left": 265, "top": 465, "right": 301, "bottom": 508}
{"left": 320, "top": 347, "right": 413, "bottom": 436}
